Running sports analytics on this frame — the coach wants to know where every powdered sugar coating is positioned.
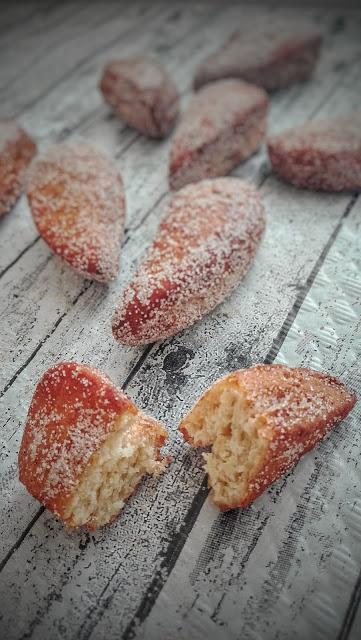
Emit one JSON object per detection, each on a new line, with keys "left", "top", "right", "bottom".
{"left": 100, "top": 56, "right": 179, "bottom": 138}
{"left": 181, "top": 364, "right": 356, "bottom": 510}
{"left": 231, "top": 364, "right": 356, "bottom": 436}
{"left": 18, "top": 363, "right": 135, "bottom": 518}
{"left": 26, "top": 141, "right": 126, "bottom": 282}
{"left": 0, "top": 120, "right": 36, "bottom": 217}
{"left": 230, "top": 364, "right": 356, "bottom": 508}
{"left": 19, "top": 362, "right": 169, "bottom": 529}
{"left": 169, "top": 79, "right": 268, "bottom": 190}
{"left": 112, "top": 177, "right": 265, "bottom": 346}
{"left": 194, "top": 23, "right": 322, "bottom": 91}
{"left": 268, "top": 113, "right": 361, "bottom": 191}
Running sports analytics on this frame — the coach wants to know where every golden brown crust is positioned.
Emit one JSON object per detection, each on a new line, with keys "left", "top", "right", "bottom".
{"left": 169, "top": 80, "right": 268, "bottom": 190}
{"left": 267, "top": 114, "right": 361, "bottom": 192}
{"left": 18, "top": 362, "right": 167, "bottom": 524}
{"left": 180, "top": 364, "right": 356, "bottom": 510}
{"left": 193, "top": 29, "right": 322, "bottom": 91}
{"left": 26, "top": 141, "right": 125, "bottom": 282}
{"left": 112, "top": 178, "right": 265, "bottom": 345}
{"left": 100, "top": 57, "right": 179, "bottom": 139}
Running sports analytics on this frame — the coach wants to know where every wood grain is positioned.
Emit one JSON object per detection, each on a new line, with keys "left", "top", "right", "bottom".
{"left": 0, "top": 4, "right": 360, "bottom": 640}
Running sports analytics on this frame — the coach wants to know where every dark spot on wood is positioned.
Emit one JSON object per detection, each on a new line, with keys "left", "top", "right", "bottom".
{"left": 333, "top": 60, "right": 347, "bottom": 72}
{"left": 59, "top": 127, "right": 71, "bottom": 140}
{"left": 78, "top": 531, "right": 91, "bottom": 551}
{"left": 167, "top": 10, "right": 181, "bottom": 23}
{"left": 154, "top": 43, "right": 171, "bottom": 53}
{"left": 163, "top": 346, "right": 195, "bottom": 373}
{"left": 331, "top": 16, "right": 346, "bottom": 34}
{"left": 162, "top": 346, "right": 196, "bottom": 390}
{"left": 224, "top": 345, "right": 252, "bottom": 371}
{"left": 260, "top": 160, "right": 271, "bottom": 181}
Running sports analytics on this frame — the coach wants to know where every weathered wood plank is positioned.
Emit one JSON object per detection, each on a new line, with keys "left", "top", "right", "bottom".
{"left": 0, "top": 3, "right": 122, "bottom": 90}
{"left": 91, "top": 201, "right": 358, "bottom": 640}
{"left": 0, "top": 4, "right": 356, "bottom": 545}
{"left": 347, "top": 588, "right": 361, "bottom": 640}
{"left": 137, "top": 199, "right": 361, "bottom": 640}
{"left": 39, "top": 70, "right": 361, "bottom": 640}
{"left": 0, "top": 1, "right": 54, "bottom": 41}
{"left": 0, "top": 2, "right": 159, "bottom": 117}
{"left": 1, "top": 7, "right": 360, "bottom": 640}
{"left": 1, "top": 72, "right": 359, "bottom": 640}
{"left": 1, "top": 190, "right": 356, "bottom": 640}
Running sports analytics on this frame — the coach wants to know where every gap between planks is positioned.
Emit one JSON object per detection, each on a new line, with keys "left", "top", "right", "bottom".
{"left": 0, "top": 3, "right": 111, "bottom": 93}
{"left": 338, "top": 565, "right": 361, "bottom": 640}
{"left": 0, "top": 1, "right": 56, "bottom": 40}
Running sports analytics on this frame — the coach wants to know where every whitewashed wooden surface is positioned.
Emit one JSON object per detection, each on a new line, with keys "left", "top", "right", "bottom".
{"left": 0, "top": 3, "right": 360, "bottom": 640}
